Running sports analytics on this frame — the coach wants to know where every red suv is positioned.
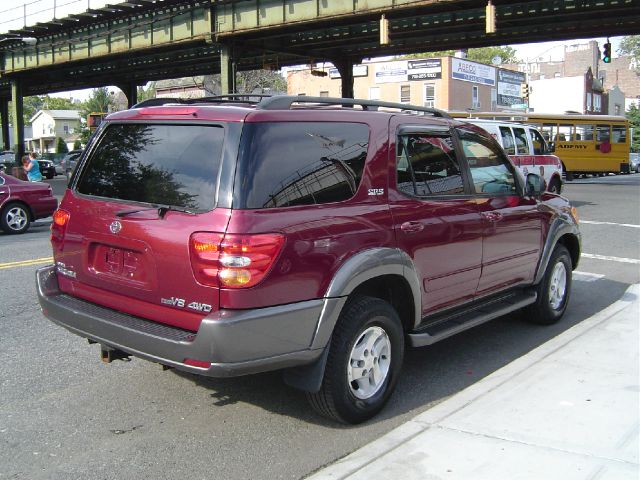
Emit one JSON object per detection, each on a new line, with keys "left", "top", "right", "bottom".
{"left": 37, "top": 96, "right": 581, "bottom": 424}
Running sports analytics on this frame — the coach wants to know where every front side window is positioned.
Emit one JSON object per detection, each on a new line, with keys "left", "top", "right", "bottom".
{"left": 76, "top": 123, "right": 224, "bottom": 212}
{"left": 396, "top": 133, "right": 464, "bottom": 196}
{"left": 499, "top": 126, "right": 516, "bottom": 155}
{"left": 459, "top": 129, "right": 517, "bottom": 195}
{"left": 237, "top": 122, "right": 368, "bottom": 209}
{"left": 612, "top": 125, "right": 627, "bottom": 143}
{"left": 529, "top": 129, "right": 548, "bottom": 155}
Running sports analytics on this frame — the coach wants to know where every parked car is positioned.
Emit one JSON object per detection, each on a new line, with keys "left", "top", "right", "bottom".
{"left": 36, "top": 156, "right": 56, "bottom": 179}
{"left": 53, "top": 158, "right": 65, "bottom": 176}
{"left": 61, "top": 150, "right": 83, "bottom": 179}
{"left": 466, "top": 119, "right": 564, "bottom": 194}
{"left": 629, "top": 153, "right": 639, "bottom": 173}
{"left": 37, "top": 96, "right": 581, "bottom": 424}
{"left": 0, "top": 172, "right": 58, "bottom": 234}
{"left": 0, "top": 151, "right": 15, "bottom": 174}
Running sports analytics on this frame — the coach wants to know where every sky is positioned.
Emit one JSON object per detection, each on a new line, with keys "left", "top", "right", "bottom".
{"left": 0, "top": 0, "right": 627, "bottom": 99}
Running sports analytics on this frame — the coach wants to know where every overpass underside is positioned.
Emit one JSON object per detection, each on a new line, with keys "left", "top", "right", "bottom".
{"left": 0, "top": 0, "right": 638, "bottom": 153}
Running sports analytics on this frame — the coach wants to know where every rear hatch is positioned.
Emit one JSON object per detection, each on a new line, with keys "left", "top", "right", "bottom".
{"left": 53, "top": 121, "right": 233, "bottom": 332}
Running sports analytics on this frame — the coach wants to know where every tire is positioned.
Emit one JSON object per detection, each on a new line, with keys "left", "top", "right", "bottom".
{"left": 0, "top": 202, "right": 31, "bottom": 234}
{"left": 523, "top": 245, "right": 572, "bottom": 325}
{"left": 547, "top": 177, "right": 561, "bottom": 194}
{"left": 307, "top": 296, "right": 404, "bottom": 424}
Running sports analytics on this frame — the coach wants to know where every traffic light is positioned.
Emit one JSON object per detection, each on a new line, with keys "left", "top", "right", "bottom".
{"left": 602, "top": 42, "right": 612, "bottom": 63}
{"left": 520, "top": 83, "right": 530, "bottom": 100}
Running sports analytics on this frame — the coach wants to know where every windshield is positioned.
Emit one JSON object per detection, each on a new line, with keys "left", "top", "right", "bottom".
{"left": 76, "top": 123, "right": 224, "bottom": 212}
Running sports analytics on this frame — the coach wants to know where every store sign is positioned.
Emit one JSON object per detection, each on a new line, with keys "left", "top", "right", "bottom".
{"left": 375, "top": 59, "right": 442, "bottom": 83}
{"left": 497, "top": 69, "right": 527, "bottom": 107}
{"left": 329, "top": 64, "right": 369, "bottom": 79}
{"left": 451, "top": 58, "right": 495, "bottom": 86}
{"left": 407, "top": 59, "right": 442, "bottom": 81}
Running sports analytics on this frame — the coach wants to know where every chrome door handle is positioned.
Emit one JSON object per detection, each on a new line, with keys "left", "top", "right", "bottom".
{"left": 400, "top": 221, "right": 424, "bottom": 233}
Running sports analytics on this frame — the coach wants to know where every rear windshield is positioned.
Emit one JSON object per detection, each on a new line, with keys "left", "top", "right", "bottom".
{"left": 235, "top": 122, "right": 369, "bottom": 209}
{"left": 76, "top": 123, "right": 224, "bottom": 212}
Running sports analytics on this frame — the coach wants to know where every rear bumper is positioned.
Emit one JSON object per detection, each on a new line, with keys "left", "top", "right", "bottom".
{"left": 36, "top": 266, "right": 332, "bottom": 377}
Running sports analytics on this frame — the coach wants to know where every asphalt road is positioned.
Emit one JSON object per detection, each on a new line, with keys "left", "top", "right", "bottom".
{"left": 1, "top": 174, "right": 638, "bottom": 480}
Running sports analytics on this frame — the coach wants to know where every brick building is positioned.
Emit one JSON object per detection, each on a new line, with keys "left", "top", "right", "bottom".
{"left": 287, "top": 56, "right": 527, "bottom": 112}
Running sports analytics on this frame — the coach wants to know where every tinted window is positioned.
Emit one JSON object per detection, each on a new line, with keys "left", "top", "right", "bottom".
{"left": 237, "top": 122, "right": 368, "bottom": 209}
{"left": 459, "top": 130, "right": 517, "bottom": 195}
{"left": 76, "top": 124, "right": 223, "bottom": 212}
{"left": 397, "top": 133, "right": 464, "bottom": 196}
{"left": 499, "top": 127, "right": 516, "bottom": 155}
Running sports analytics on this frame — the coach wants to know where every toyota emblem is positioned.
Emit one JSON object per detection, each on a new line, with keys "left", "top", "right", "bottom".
{"left": 109, "top": 220, "right": 122, "bottom": 234}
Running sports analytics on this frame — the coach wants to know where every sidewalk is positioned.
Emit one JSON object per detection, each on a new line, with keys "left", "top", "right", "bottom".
{"left": 308, "top": 284, "right": 640, "bottom": 480}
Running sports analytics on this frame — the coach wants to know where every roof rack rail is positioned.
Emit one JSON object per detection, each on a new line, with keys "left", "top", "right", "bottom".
{"left": 132, "top": 94, "right": 273, "bottom": 109}
{"left": 257, "top": 95, "right": 451, "bottom": 118}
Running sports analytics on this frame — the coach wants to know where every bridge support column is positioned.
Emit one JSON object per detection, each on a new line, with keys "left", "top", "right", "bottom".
{"left": 10, "top": 80, "right": 24, "bottom": 164}
{"left": 120, "top": 82, "right": 138, "bottom": 108}
{"left": 0, "top": 98, "right": 9, "bottom": 151}
{"left": 332, "top": 58, "right": 357, "bottom": 99}
{"left": 220, "top": 44, "right": 236, "bottom": 95}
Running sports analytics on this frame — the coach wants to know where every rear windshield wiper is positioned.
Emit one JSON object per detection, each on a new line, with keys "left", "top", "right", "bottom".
{"left": 116, "top": 205, "right": 196, "bottom": 218}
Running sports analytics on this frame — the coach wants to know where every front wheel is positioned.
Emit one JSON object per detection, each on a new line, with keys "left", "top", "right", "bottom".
{"left": 547, "top": 177, "right": 562, "bottom": 194}
{"left": 523, "top": 245, "right": 572, "bottom": 325}
{"left": 0, "top": 202, "right": 31, "bottom": 234}
{"left": 307, "top": 296, "right": 404, "bottom": 424}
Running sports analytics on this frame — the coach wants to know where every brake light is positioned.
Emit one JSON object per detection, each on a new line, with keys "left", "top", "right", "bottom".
{"left": 189, "top": 232, "right": 285, "bottom": 288}
{"left": 51, "top": 209, "right": 70, "bottom": 243}
{"left": 139, "top": 107, "right": 197, "bottom": 116}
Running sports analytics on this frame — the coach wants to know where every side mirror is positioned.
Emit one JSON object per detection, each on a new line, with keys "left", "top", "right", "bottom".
{"left": 526, "top": 173, "right": 544, "bottom": 197}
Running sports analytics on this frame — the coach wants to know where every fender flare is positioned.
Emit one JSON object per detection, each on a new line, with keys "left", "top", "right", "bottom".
{"left": 534, "top": 213, "right": 581, "bottom": 285}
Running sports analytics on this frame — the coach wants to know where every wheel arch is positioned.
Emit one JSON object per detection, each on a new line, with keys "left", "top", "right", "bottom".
{"left": 1, "top": 199, "right": 34, "bottom": 221}
{"left": 534, "top": 216, "right": 581, "bottom": 285}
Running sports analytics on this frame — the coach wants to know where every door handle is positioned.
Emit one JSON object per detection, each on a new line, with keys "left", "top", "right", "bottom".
{"left": 481, "top": 211, "right": 503, "bottom": 222}
{"left": 400, "top": 221, "right": 424, "bottom": 233}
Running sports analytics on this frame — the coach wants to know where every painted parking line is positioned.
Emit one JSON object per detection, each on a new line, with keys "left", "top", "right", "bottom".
{"left": 574, "top": 271, "right": 605, "bottom": 282}
{"left": 0, "top": 257, "right": 53, "bottom": 270}
{"left": 581, "top": 220, "right": 640, "bottom": 229}
{"left": 581, "top": 253, "right": 640, "bottom": 265}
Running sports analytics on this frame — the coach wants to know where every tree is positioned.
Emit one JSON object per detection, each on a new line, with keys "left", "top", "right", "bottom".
{"left": 81, "top": 87, "right": 114, "bottom": 118}
{"left": 56, "top": 137, "right": 69, "bottom": 154}
{"left": 12, "top": 95, "right": 79, "bottom": 127}
{"left": 73, "top": 139, "right": 82, "bottom": 150}
{"left": 627, "top": 103, "right": 640, "bottom": 152}
{"left": 202, "top": 70, "right": 287, "bottom": 96}
{"left": 137, "top": 82, "right": 156, "bottom": 102}
{"left": 400, "top": 46, "right": 519, "bottom": 65}
{"left": 619, "top": 35, "right": 640, "bottom": 72}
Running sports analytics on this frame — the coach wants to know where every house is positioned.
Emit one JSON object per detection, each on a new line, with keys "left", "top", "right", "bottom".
{"left": 28, "top": 110, "right": 82, "bottom": 153}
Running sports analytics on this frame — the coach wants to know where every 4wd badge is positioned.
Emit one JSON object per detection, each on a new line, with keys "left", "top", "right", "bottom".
{"left": 109, "top": 220, "right": 122, "bottom": 234}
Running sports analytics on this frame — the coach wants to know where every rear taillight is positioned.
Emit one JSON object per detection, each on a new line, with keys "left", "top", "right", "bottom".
{"left": 51, "top": 209, "right": 70, "bottom": 243}
{"left": 189, "top": 232, "right": 285, "bottom": 289}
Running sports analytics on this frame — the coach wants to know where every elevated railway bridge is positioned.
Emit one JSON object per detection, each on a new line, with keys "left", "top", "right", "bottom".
{"left": 0, "top": 0, "right": 638, "bottom": 157}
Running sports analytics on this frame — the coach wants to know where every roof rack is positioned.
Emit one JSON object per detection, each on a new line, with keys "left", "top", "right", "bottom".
{"left": 132, "top": 94, "right": 272, "bottom": 109}
{"left": 256, "top": 95, "right": 451, "bottom": 118}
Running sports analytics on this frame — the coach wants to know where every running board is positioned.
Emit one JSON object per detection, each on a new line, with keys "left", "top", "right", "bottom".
{"left": 409, "top": 290, "right": 537, "bottom": 347}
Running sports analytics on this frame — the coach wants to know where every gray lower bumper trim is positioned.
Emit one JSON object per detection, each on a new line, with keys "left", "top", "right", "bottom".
{"left": 36, "top": 266, "right": 325, "bottom": 377}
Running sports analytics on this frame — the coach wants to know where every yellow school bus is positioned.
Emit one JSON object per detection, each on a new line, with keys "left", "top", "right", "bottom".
{"left": 450, "top": 112, "right": 631, "bottom": 179}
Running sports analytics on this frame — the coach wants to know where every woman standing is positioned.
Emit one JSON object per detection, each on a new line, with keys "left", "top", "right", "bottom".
{"left": 22, "top": 153, "right": 43, "bottom": 182}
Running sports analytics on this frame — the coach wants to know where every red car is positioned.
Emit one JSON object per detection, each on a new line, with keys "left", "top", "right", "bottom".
{"left": 0, "top": 173, "right": 58, "bottom": 234}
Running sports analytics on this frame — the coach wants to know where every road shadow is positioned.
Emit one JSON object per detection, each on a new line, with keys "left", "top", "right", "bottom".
{"left": 174, "top": 277, "right": 631, "bottom": 428}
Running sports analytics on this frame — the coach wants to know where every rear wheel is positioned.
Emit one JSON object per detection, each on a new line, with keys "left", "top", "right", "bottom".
{"left": 523, "top": 245, "right": 572, "bottom": 325}
{"left": 0, "top": 202, "right": 31, "bottom": 234}
{"left": 307, "top": 296, "right": 404, "bottom": 424}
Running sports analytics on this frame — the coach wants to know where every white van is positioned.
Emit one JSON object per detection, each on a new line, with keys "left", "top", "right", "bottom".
{"left": 467, "top": 119, "right": 564, "bottom": 193}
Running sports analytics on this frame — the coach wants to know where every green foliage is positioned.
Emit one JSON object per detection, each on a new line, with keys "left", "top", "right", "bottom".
{"left": 80, "top": 87, "right": 114, "bottom": 119}
{"left": 56, "top": 137, "right": 69, "bottom": 154}
{"left": 619, "top": 36, "right": 640, "bottom": 62}
{"left": 137, "top": 82, "right": 156, "bottom": 103}
{"left": 399, "top": 46, "right": 519, "bottom": 65}
{"left": 14, "top": 95, "right": 79, "bottom": 126}
{"left": 74, "top": 139, "right": 82, "bottom": 150}
{"left": 626, "top": 103, "right": 640, "bottom": 152}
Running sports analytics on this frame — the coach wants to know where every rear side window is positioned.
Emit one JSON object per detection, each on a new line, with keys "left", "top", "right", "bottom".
{"left": 76, "top": 124, "right": 224, "bottom": 212}
{"left": 396, "top": 133, "right": 464, "bottom": 196}
{"left": 499, "top": 127, "right": 516, "bottom": 155}
{"left": 236, "top": 122, "right": 368, "bottom": 209}
{"left": 512, "top": 127, "right": 529, "bottom": 154}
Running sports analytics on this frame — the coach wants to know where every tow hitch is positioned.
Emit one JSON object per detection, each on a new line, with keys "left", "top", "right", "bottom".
{"left": 100, "top": 345, "right": 131, "bottom": 363}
